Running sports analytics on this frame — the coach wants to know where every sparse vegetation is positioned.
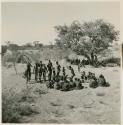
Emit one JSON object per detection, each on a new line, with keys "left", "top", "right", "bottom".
{"left": 2, "top": 89, "right": 39, "bottom": 123}
{"left": 2, "top": 18, "right": 120, "bottom": 124}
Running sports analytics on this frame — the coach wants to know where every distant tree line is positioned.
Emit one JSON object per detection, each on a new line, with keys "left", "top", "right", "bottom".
{"left": 1, "top": 41, "right": 56, "bottom": 56}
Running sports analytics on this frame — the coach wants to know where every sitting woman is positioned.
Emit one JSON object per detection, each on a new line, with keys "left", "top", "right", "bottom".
{"left": 46, "top": 80, "right": 54, "bottom": 88}
{"left": 68, "top": 77, "right": 76, "bottom": 90}
{"left": 74, "top": 78, "right": 84, "bottom": 90}
{"left": 98, "top": 74, "right": 110, "bottom": 87}
{"left": 81, "top": 71, "right": 87, "bottom": 82}
{"left": 54, "top": 77, "right": 63, "bottom": 90}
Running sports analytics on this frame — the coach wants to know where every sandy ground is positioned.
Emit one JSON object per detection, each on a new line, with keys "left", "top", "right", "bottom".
{"left": 2, "top": 63, "right": 121, "bottom": 124}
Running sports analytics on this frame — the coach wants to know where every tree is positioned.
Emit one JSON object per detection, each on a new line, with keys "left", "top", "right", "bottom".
{"left": 5, "top": 41, "right": 11, "bottom": 47}
{"left": 55, "top": 20, "right": 83, "bottom": 49}
{"left": 24, "top": 43, "right": 33, "bottom": 48}
{"left": 55, "top": 19, "right": 119, "bottom": 65}
{"left": 9, "top": 44, "right": 19, "bottom": 51}
{"left": 37, "top": 43, "right": 43, "bottom": 48}
{"left": 1, "top": 45, "right": 7, "bottom": 56}
{"left": 33, "top": 41, "right": 43, "bottom": 48}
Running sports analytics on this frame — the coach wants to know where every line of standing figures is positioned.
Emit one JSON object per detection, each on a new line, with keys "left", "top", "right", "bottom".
{"left": 24, "top": 60, "right": 110, "bottom": 91}
{"left": 24, "top": 60, "right": 75, "bottom": 82}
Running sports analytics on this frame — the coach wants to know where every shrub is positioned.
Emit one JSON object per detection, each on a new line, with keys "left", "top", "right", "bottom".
{"left": 34, "top": 87, "right": 48, "bottom": 95}
{"left": 1, "top": 45, "right": 7, "bottom": 56}
{"left": 19, "top": 103, "right": 39, "bottom": 116}
{"left": 2, "top": 92, "right": 21, "bottom": 123}
{"left": 2, "top": 89, "right": 39, "bottom": 123}
{"left": 101, "top": 57, "right": 120, "bottom": 66}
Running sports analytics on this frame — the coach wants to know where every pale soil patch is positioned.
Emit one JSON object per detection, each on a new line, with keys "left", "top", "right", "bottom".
{"left": 2, "top": 64, "right": 120, "bottom": 124}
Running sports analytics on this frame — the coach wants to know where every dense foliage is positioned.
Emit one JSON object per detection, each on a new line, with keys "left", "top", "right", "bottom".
{"left": 55, "top": 19, "right": 119, "bottom": 65}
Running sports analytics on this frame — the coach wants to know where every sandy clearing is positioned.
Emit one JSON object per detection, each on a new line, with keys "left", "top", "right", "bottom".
{"left": 2, "top": 64, "right": 121, "bottom": 124}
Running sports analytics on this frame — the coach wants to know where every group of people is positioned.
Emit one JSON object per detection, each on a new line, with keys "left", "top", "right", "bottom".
{"left": 24, "top": 60, "right": 75, "bottom": 83}
{"left": 46, "top": 70, "right": 110, "bottom": 91}
{"left": 24, "top": 60, "right": 110, "bottom": 91}
{"left": 66, "top": 56, "right": 106, "bottom": 68}
{"left": 67, "top": 58, "right": 89, "bottom": 67}
{"left": 80, "top": 71, "right": 110, "bottom": 88}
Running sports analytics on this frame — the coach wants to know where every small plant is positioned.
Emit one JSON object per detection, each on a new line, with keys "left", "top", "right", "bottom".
{"left": 34, "top": 87, "right": 48, "bottom": 95}
{"left": 19, "top": 103, "right": 39, "bottom": 116}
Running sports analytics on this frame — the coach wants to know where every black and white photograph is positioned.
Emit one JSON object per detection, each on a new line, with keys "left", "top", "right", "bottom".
{"left": 1, "top": 1, "right": 121, "bottom": 124}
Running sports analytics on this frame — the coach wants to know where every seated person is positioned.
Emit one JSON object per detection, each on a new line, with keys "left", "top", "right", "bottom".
{"left": 46, "top": 80, "right": 54, "bottom": 88}
{"left": 74, "top": 78, "right": 84, "bottom": 90}
{"left": 61, "top": 82, "right": 70, "bottom": 91}
{"left": 54, "top": 76, "right": 64, "bottom": 90}
{"left": 87, "top": 72, "right": 92, "bottom": 79}
{"left": 98, "top": 74, "right": 110, "bottom": 87}
{"left": 77, "top": 78, "right": 84, "bottom": 89}
{"left": 81, "top": 71, "right": 87, "bottom": 80}
{"left": 54, "top": 81, "right": 61, "bottom": 90}
{"left": 68, "top": 77, "right": 76, "bottom": 90}
{"left": 89, "top": 76, "right": 98, "bottom": 88}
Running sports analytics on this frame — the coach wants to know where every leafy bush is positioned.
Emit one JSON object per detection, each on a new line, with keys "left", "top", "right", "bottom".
{"left": 101, "top": 57, "right": 120, "bottom": 66}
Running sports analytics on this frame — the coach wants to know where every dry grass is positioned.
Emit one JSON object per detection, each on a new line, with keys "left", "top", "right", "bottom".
{"left": 2, "top": 89, "right": 39, "bottom": 123}
{"left": 34, "top": 87, "right": 48, "bottom": 95}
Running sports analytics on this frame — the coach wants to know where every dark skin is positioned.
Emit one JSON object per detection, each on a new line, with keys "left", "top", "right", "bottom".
{"left": 39, "top": 61, "right": 43, "bottom": 82}
{"left": 47, "top": 60, "right": 53, "bottom": 81}
{"left": 56, "top": 61, "right": 61, "bottom": 77}
{"left": 34, "top": 62, "right": 39, "bottom": 81}
{"left": 69, "top": 66, "right": 75, "bottom": 79}
{"left": 42, "top": 64, "right": 48, "bottom": 81}
{"left": 26, "top": 63, "right": 32, "bottom": 82}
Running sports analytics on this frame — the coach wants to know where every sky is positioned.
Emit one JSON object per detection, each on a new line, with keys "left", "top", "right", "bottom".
{"left": 1, "top": 1, "right": 120, "bottom": 45}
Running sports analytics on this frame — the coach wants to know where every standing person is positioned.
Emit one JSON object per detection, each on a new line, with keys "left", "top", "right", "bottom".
{"left": 26, "top": 62, "right": 32, "bottom": 82}
{"left": 69, "top": 66, "right": 75, "bottom": 80}
{"left": 42, "top": 64, "right": 47, "bottom": 81}
{"left": 47, "top": 60, "right": 53, "bottom": 81}
{"left": 62, "top": 67, "right": 66, "bottom": 76}
{"left": 52, "top": 67, "right": 56, "bottom": 81}
{"left": 78, "top": 62, "right": 81, "bottom": 72}
{"left": 82, "top": 59, "right": 85, "bottom": 68}
{"left": 94, "top": 55, "right": 98, "bottom": 66}
{"left": 39, "top": 61, "right": 43, "bottom": 82}
{"left": 56, "top": 61, "right": 61, "bottom": 77}
{"left": 34, "top": 62, "right": 39, "bottom": 82}
{"left": 98, "top": 74, "right": 110, "bottom": 87}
